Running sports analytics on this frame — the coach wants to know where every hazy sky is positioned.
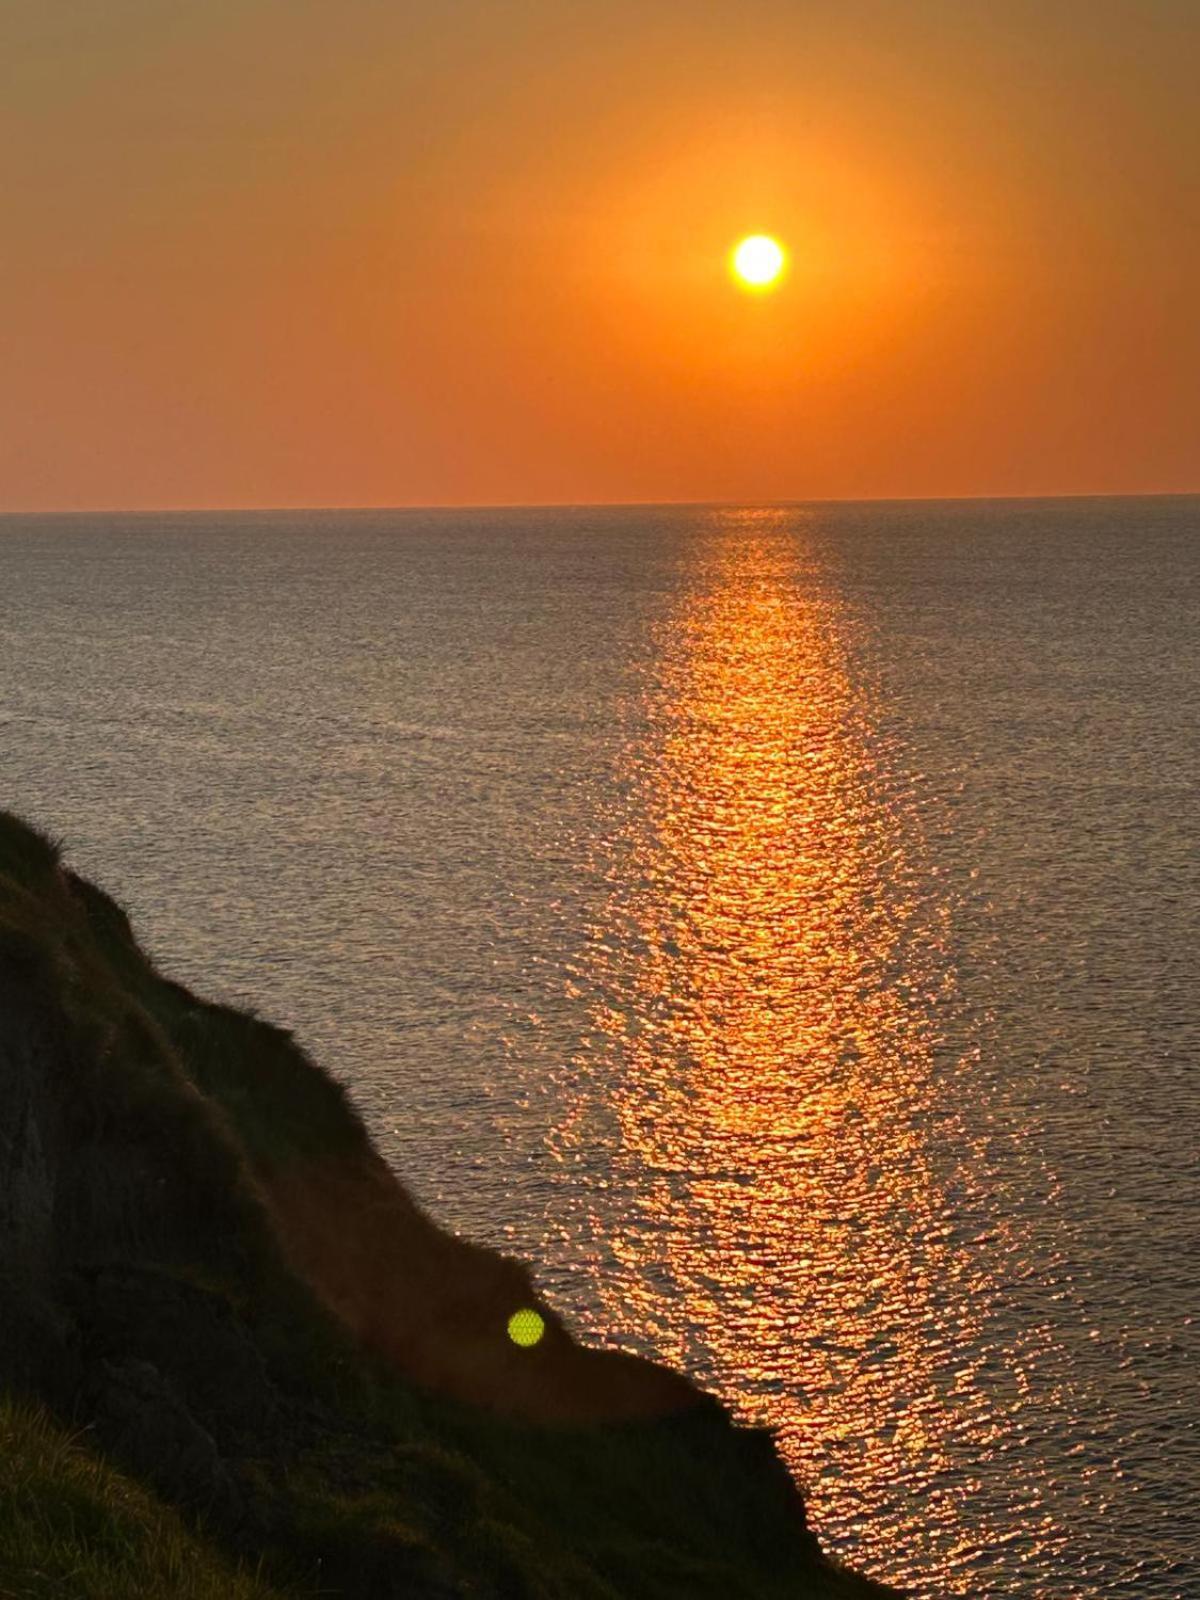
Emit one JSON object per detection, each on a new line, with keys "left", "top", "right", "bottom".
{"left": 2, "top": 0, "right": 1197, "bottom": 508}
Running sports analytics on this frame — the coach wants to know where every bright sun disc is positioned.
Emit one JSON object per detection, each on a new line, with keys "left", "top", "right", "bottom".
{"left": 731, "top": 234, "right": 786, "bottom": 290}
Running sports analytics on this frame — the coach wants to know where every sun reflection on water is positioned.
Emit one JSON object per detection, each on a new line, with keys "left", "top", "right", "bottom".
{"left": 554, "top": 510, "right": 1016, "bottom": 1592}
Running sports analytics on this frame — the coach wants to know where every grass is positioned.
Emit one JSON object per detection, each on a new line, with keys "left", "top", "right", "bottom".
{"left": 0, "top": 1397, "right": 288, "bottom": 1600}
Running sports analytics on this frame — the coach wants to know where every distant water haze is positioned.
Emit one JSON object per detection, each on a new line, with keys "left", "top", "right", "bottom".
{"left": 3, "top": 498, "right": 1197, "bottom": 1597}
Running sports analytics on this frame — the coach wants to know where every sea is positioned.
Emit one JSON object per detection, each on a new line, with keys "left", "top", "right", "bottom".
{"left": 3, "top": 497, "right": 1197, "bottom": 1598}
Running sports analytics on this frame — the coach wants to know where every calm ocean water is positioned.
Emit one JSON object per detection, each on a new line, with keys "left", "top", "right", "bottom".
{"left": 3, "top": 499, "right": 1197, "bottom": 1597}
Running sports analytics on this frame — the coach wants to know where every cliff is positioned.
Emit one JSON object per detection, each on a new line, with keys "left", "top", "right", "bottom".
{"left": 0, "top": 810, "right": 902, "bottom": 1599}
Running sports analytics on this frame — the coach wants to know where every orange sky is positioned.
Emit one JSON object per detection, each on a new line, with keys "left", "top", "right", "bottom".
{"left": 2, "top": 0, "right": 1197, "bottom": 509}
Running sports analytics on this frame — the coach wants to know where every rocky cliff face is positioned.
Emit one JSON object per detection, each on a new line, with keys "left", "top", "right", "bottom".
{"left": 0, "top": 810, "right": 901, "bottom": 1599}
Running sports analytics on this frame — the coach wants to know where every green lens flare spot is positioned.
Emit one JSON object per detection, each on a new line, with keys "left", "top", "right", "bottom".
{"left": 507, "top": 1308, "right": 546, "bottom": 1348}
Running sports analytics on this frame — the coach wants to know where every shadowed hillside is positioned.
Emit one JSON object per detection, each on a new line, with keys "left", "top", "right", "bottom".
{"left": 0, "top": 810, "right": 903, "bottom": 1599}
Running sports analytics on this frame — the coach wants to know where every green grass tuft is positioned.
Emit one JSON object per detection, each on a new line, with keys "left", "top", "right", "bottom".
{"left": 0, "top": 1396, "right": 290, "bottom": 1600}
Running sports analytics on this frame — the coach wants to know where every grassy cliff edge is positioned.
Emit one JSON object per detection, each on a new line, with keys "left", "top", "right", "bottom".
{"left": 0, "top": 811, "right": 903, "bottom": 1599}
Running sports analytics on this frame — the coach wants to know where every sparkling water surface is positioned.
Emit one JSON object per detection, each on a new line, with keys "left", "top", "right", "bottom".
{"left": 3, "top": 499, "right": 1198, "bottom": 1597}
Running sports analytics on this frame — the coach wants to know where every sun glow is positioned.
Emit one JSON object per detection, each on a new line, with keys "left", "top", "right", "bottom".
{"left": 730, "top": 234, "right": 787, "bottom": 291}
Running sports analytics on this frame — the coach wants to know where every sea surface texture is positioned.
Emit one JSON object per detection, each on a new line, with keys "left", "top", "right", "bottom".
{"left": 3, "top": 499, "right": 1197, "bottom": 1597}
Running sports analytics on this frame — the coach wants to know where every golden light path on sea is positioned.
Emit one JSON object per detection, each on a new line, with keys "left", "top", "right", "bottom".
{"left": 551, "top": 509, "right": 1038, "bottom": 1594}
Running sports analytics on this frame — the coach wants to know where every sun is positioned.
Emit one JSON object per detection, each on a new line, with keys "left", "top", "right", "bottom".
{"left": 730, "top": 234, "right": 787, "bottom": 292}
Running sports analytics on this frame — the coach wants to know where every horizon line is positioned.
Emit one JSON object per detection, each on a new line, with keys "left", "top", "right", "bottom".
{"left": 1, "top": 487, "right": 1198, "bottom": 519}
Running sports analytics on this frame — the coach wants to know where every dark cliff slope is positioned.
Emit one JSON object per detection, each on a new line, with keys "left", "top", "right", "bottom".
{"left": 0, "top": 811, "right": 902, "bottom": 1599}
